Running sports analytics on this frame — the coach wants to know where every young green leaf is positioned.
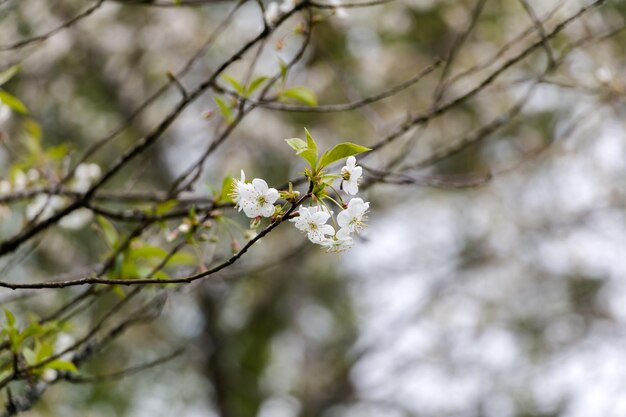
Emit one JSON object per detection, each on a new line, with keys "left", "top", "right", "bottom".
{"left": 0, "top": 65, "right": 20, "bottom": 87}
{"left": 246, "top": 75, "right": 269, "bottom": 96}
{"left": 214, "top": 96, "right": 234, "bottom": 124}
{"left": 278, "top": 58, "right": 288, "bottom": 84}
{"left": 4, "top": 308, "right": 15, "bottom": 327}
{"left": 46, "top": 359, "right": 78, "bottom": 373}
{"left": 222, "top": 74, "right": 245, "bottom": 96}
{"left": 296, "top": 148, "right": 318, "bottom": 170}
{"left": 279, "top": 87, "right": 317, "bottom": 106}
{"left": 97, "top": 216, "right": 119, "bottom": 248}
{"left": 131, "top": 246, "right": 168, "bottom": 259}
{"left": 22, "top": 347, "right": 37, "bottom": 366}
{"left": 318, "top": 142, "right": 371, "bottom": 169}
{"left": 284, "top": 138, "right": 307, "bottom": 152}
{"left": 219, "top": 175, "right": 235, "bottom": 203}
{"left": 304, "top": 128, "right": 317, "bottom": 153}
{"left": 166, "top": 252, "right": 197, "bottom": 266}
{"left": 0, "top": 91, "right": 27, "bottom": 113}
{"left": 155, "top": 200, "right": 178, "bottom": 216}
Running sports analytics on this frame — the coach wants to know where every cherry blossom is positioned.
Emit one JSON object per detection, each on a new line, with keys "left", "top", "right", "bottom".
{"left": 72, "top": 163, "right": 101, "bottom": 193}
{"left": 233, "top": 171, "right": 279, "bottom": 218}
{"left": 337, "top": 197, "right": 369, "bottom": 234}
{"left": 290, "top": 205, "right": 335, "bottom": 243}
{"left": 25, "top": 194, "right": 64, "bottom": 222}
{"left": 320, "top": 227, "right": 353, "bottom": 252}
{"left": 341, "top": 156, "right": 362, "bottom": 195}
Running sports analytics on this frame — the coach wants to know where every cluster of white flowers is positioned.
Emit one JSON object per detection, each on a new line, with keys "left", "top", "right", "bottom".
{"left": 24, "top": 194, "right": 94, "bottom": 230}
{"left": 292, "top": 156, "right": 368, "bottom": 252}
{"left": 25, "top": 194, "right": 64, "bottom": 221}
{"left": 232, "top": 170, "right": 280, "bottom": 218}
{"left": 1, "top": 162, "right": 102, "bottom": 228}
{"left": 231, "top": 155, "right": 368, "bottom": 253}
{"left": 291, "top": 196, "right": 369, "bottom": 253}
{"left": 0, "top": 168, "right": 40, "bottom": 195}
{"left": 0, "top": 169, "right": 40, "bottom": 220}
{"left": 21, "top": 163, "right": 100, "bottom": 228}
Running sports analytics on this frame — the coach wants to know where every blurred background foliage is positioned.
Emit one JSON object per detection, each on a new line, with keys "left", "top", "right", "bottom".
{"left": 1, "top": 0, "right": 626, "bottom": 416}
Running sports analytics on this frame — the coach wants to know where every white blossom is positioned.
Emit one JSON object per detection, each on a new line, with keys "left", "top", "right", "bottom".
{"left": 329, "top": 0, "right": 348, "bottom": 19}
{"left": 233, "top": 171, "right": 279, "bottom": 218}
{"left": 232, "top": 170, "right": 254, "bottom": 211}
{"left": 341, "top": 156, "right": 362, "bottom": 195}
{"left": 320, "top": 227, "right": 353, "bottom": 252}
{"left": 290, "top": 205, "right": 335, "bottom": 243}
{"left": 337, "top": 197, "right": 369, "bottom": 234}
{"left": 279, "top": 0, "right": 296, "bottom": 13}
{"left": 13, "top": 170, "right": 27, "bottom": 191}
{"left": 72, "top": 163, "right": 101, "bottom": 193}
{"left": 265, "top": 2, "right": 280, "bottom": 25}
{"left": 25, "top": 194, "right": 64, "bottom": 221}
{"left": 59, "top": 208, "right": 93, "bottom": 230}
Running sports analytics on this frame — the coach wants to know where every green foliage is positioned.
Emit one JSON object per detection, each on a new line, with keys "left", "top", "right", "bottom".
{"left": 278, "top": 86, "right": 317, "bottom": 106}
{"left": 218, "top": 175, "right": 235, "bottom": 203}
{"left": 97, "top": 216, "right": 119, "bottom": 249}
{"left": 214, "top": 95, "right": 235, "bottom": 124}
{"left": 222, "top": 74, "right": 245, "bottom": 96}
{"left": 0, "top": 65, "right": 20, "bottom": 86}
{"left": 318, "top": 142, "right": 371, "bottom": 169}
{"left": 246, "top": 76, "right": 269, "bottom": 96}
{"left": 285, "top": 129, "right": 369, "bottom": 176}
{"left": 0, "top": 90, "right": 27, "bottom": 113}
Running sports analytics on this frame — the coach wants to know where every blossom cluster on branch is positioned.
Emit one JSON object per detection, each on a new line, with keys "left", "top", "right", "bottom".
{"left": 232, "top": 129, "right": 370, "bottom": 252}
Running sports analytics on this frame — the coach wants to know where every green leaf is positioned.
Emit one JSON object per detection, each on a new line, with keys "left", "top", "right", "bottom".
{"left": 23, "top": 119, "right": 41, "bottom": 141}
{"left": 0, "top": 65, "right": 20, "bottom": 87}
{"left": 4, "top": 308, "right": 15, "bottom": 327}
{"left": 296, "top": 148, "right": 318, "bottom": 169}
{"left": 278, "top": 58, "right": 288, "bottom": 84}
{"left": 222, "top": 74, "right": 245, "bottom": 96}
{"left": 46, "top": 144, "right": 70, "bottom": 160}
{"left": 304, "top": 128, "right": 317, "bottom": 153}
{"left": 214, "top": 96, "right": 234, "bottom": 124}
{"left": 279, "top": 87, "right": 317, "bottom": 106}
{"left": 219, "top": 175, "right": 234, "bottom": 203}
{"left": 0, "top": 90, "right": 27, "bottom": 113}
{"left": 318, "top": 142, "right": 371, "bottom": 169}
{"left": 284, "top": 138, "right": 307, "bottom": 152}
{"left": 155, "top": 200, "right": 178, "bottom": 216}
{"left": 131, "top": 246, "right": 168, "bottom": 259}
{"left": 166, "top": 252, "right": 197, "bottom": 266}
{"left": 46, "top": 359, "right": 78, "bottom": 373}
{"left": 246, "top": 76, "right": 269, "bottom": 96}
{"left": 97, "top": 216, "right": 119, "bottom": 248}
{"left": 37, "top": 340, "right": 54, "bottom": 361}
{"left": 22, "top": 347, "right": 37, "bottom": 366}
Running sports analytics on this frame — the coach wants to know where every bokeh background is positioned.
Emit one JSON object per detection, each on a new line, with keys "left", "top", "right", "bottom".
{"left": 2, "top": 0, "right": 626, "bottom": 416}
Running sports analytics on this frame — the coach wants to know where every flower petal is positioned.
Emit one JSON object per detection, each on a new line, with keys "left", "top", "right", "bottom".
{"left": 260, "top": 203, "right": 275, "bottom": 218}
{"left": 252, "top": 178, "right": 269, "bottom": 193}
{"left": 265, "top": 188, "right": 279, "bottom": 204}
